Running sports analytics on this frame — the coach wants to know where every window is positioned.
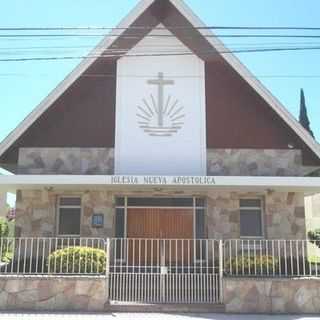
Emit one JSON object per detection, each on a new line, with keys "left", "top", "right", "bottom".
{"left": 115, "top": 208, "right": 125, "bottom": 238}
{"left": 126, "top": 197, "right": 193, "bottom": 207}
{"left": 57, "top": 197, "right": 81, "bottom": 236}
{"left": 195, "top": 198, "right": 206, "bottom": 260}
{"left": 240, "top": 199, "right": 263, "bottom": 238}
{"left": 195, "top": 198, "right": 206, "bottom": 239}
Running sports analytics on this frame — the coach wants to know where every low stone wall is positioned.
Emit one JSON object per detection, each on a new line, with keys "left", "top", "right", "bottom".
{"left": 0, "top": 276, "right": 107, "bottom": 311}
{"left": 224, "top": 277, "right": 320, "bottom": 314}
{"left": 1, "top": 276, "right": 320, "bottom": 313}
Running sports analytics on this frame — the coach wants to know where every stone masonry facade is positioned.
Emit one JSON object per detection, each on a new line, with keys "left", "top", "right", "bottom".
{"left": 0, "top": 277, "right": 106, "bottom": 311}
{"left": 15, "top": 189, "right": 306, "bottom": 239}
{"left": 15, "top": 190, "right": 114, "bottom": 238}
{"left": 224, "top": 277, "right": 320, "bottom": 314}
{"left": 207, "top": 191, "right": 306, "bottom": 239}
{"left": 17, "top": 147, "right": 316, "bottom": 176}
{"left": 0, "top": 276, "right": 319, "bottom": 313}
{"left": 18, "top": 148, "right": 114, "bottom": 175}
{"left": 207, "top": 148, "right": 315, "bottom": 176}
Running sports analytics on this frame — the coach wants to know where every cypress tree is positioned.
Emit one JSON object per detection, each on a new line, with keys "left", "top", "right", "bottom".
{"left": 299, "top": 89, "right": 314, "bottom": 138}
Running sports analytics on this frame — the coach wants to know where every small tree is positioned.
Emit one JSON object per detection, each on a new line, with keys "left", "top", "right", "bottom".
{"left": 299, "top": 89, "right": 314, "bottom": 138}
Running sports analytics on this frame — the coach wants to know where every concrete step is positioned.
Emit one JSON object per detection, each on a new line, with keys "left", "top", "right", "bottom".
{"left": 107, "top": 302, "right": 225, "bottom": 313}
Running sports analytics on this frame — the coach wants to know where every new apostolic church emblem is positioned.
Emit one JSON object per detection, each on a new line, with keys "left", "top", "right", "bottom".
{"left": 136, "top": 72, "right": 185, "bottom": 137}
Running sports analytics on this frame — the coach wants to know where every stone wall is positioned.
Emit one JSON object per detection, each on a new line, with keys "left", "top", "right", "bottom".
{"left": 18, "top": 148, "right": 114, "bottom": 175}
{"left": 207, "top": 149, "right": 313, "bottom": 176}
{"left": 16, "top": 190, "right": 114, "bottom": 238}
{"left": 265, "top": 192, "right": 306, "bottom": 239}
{"left": 0, "top": 276, "right": 106, "bottom": 311}
{"left": 207, "top": 191, "right": 306, "bottom": 239}
{"left": 224, "top": 277, "right": 320, "bottom": 314}
{"left": 15, "top": 188, "right": 307, "bottom": 239}
{"left": 18, "top": 148, "right": 318, "bottom": 177}
{"left": 1, "top": 276, "right": 319, "bottom": 313}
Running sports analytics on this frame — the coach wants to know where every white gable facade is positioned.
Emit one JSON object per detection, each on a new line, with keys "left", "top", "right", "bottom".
{"left": 115, "top": 25, "right": 206, "bottom": 175}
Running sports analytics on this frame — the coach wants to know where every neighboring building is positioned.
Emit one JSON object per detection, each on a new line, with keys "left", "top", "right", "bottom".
{"left": 0, "top": 0, "right": 320, "bottom": 313}
{"left": 305, "top": 193, "right": 320, "bottom": 234}
{"left": 305, "top": 194, "right": 320, "bottom": 265}
{"left": 0, "top": 192, "right": 6, "bottom": 218}
{"left": 305, "top": 169, "right": 320, "bottom": 256}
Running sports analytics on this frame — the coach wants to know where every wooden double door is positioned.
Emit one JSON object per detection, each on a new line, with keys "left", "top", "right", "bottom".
{"left": 127, "top": 208, "right": 193, "bottom": 239}
{"left": 126, "top": 208, "right": 194, "bottom": 266}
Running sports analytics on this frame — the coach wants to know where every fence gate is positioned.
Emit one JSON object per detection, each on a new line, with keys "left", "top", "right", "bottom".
{"left": 108, "top": 238, "right": 223, "bottom": 304}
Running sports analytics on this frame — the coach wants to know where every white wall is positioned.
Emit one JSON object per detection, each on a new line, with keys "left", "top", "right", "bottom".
{"left": 305, "top": 194, "right": 320, "bottom": 230}
{"left": 115, "top": 25, "right": 207, "bottom": 176}
{"left": 305, "top": 194, "right": 320, "bottom": 261}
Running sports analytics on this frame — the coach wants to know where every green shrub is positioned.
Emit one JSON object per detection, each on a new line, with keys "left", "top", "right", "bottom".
{"left": 0, "top": 218, "right": 13, "bottom": 263}
{"left": 0, "top": 218, "right": 9, "bottom": 238}
{"left": 308, "top": 229, "right": 320, "bottom": 248}
{"left": 225, "top": 255, "right": 279, "bottom": 275}
{"left": 47, "top": 246, "right": 106, "bottom": 274}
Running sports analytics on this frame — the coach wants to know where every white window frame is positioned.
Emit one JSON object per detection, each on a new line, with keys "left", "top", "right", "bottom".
{"left": 239, "top": 198, "right": 264, "bottom": 239}
{"left": 56, "top": 195, "right": 82, "bottom": 237}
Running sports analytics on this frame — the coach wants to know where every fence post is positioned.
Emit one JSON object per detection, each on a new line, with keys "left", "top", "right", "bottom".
{"left": 105, "top": 238, "right": 111, "bottom": 302}
{"left": 219, "top": 240, "right": 224, "bottom": 303}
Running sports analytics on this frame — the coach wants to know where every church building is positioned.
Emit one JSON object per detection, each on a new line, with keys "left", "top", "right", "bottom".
{"left": 1, "top": 0, "right": 320, "bottom": 312}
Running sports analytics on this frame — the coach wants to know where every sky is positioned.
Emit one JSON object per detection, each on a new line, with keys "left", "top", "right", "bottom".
{"left": 0, "top": 0, "right": 319, "bottom": 145}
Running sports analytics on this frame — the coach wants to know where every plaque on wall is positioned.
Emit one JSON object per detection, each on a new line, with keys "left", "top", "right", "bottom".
{"left": 92, "top": 214, "right": 104, "bottom": 228}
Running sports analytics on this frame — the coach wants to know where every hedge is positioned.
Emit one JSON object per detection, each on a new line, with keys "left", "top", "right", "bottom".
{"left": 224, "top": 255, "right": 279, "bottom": 275}
{"left": 308, "top": 229, "right": 320, "bottom": 248}
{"left": 47, "top": 246, "right": 106, "bottom": 274}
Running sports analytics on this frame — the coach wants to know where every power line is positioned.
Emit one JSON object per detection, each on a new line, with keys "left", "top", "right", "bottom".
{"left": 1, "top": 26, "right": 320, "bottom": 31}
{"left": 1, "top": 72, "right": 320, "bottom": 79}
{"left": 2, "top": 34, "right": 320, "bottom": 39}
{"left": 0, "top": 46, "right": 319, "bottom": 62}
{"left": 1, "top": 44, "right": 320, "bottom": 57}
{"left": 1, "top": 41, "right": 320, "bottom": 51}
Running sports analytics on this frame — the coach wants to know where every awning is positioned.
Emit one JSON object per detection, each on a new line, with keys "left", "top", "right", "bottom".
{"left": 1, "top": 175, "right": 320, "bottom": 195}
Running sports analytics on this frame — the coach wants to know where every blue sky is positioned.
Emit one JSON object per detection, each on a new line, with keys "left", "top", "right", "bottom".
{"left": 0, "top": 0, "right": 319, "bottom": 147}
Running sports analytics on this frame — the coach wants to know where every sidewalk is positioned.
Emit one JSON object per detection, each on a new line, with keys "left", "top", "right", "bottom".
{"left": 0, "top": 313, "right": 320, "bottom": 320}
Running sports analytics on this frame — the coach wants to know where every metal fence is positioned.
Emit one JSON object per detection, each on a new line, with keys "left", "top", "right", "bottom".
{"left": 108, "top": 238, "right": 222, "bottom": 303}
{"left": 1, "top": 237, "right": 320, "bottom": 303}
{"left": 0, "top": 237, "right": 106, "bottom": 275}
{"left": 223, "top": 239, "right": 320, "bottom": 277}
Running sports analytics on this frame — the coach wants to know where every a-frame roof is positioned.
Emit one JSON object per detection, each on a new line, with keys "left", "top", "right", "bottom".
{"left": 0, "top": 0, "right": 319, "bottom": 163}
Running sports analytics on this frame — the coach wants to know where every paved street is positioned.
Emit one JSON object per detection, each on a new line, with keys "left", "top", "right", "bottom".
{"left": 0, "top": 313, "right": 320, "bottom": 320}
